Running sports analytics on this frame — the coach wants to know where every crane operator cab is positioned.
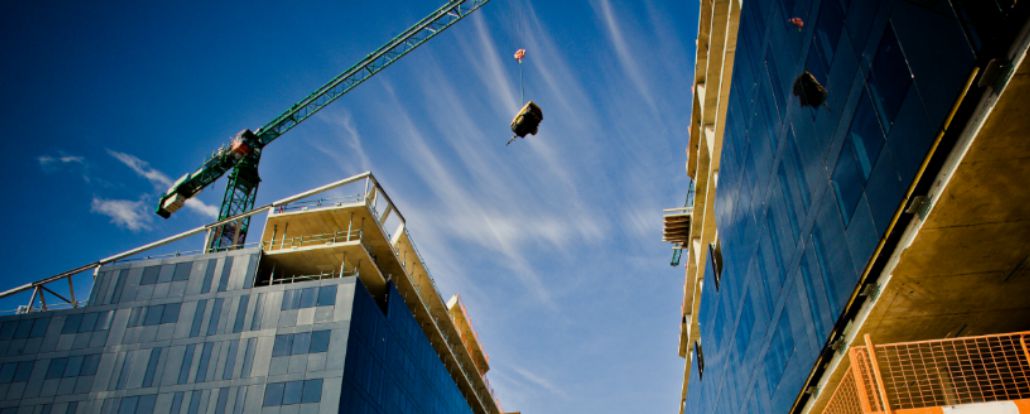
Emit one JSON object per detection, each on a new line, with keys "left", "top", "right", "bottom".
{"left": 507, "top": 100, "right": 543, "bottom": 145}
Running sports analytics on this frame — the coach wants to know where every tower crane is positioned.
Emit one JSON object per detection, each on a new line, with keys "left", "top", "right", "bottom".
{"left": 156, "top": 0, "right": 489, "bottom": 252}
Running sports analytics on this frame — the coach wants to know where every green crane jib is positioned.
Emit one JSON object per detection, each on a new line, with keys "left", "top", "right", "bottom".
{"left": 156, "top": 0, "right": 489, "bottom": 252}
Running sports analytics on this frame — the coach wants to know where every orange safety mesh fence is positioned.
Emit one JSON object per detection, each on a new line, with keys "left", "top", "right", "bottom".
{"left": 821, "top": 369, "right": 863, "bottom": 414}
{"left": 822, "top": 331, "right": 1030, "bottom": 413}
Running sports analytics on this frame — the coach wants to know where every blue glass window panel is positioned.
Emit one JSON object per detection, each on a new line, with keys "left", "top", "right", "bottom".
{"left": 14, "top": 361, "right": 33, "bottom": 382}
{"left": 241, "top": 338, "right": 257, "bottom": 378}
{"left": 187, "top": 390, "right": 202, "bottom": 414}
{"left": 46, "top": 358, "right": 67, "bottom": 379}
{"left": 127, "top": 308, "right": 142, "bottom": 328}
{"left": 868, "top": 25, "right": 912, "bottom": 134}
{"left": 215, "top": 387, "right": 230, "bottom": 412}
{"left": 217, "top": 257, "right": 233, "bottom": 292}
{"left": 735, "top": 295, "right": 755, "bottom": 357}
{"left": 0, "top": 363, "right": 14, "bottom": 383}
{"left": 272, "top": 334, "right": 292, "bottom": 357}
{"left": 170, "top": 392, "right": 184, "bottom": 414}
{"left": 64, "top": 355, "right": 83, "bottom": 378}
{"left": 811, "top": 230, "right": 839, "bottom": 314}
{"left": 263, "top": 382, "right": 284, "bottom": 407}
{"left": 786, "top": 129, "right": 811, "bottom": 209}
{"left": 299, "top": 288, "right": 316, "bottom": 308}
{"left": 80, "top": 354, "right": 100, "bottom": 376}
{"left": 162, "top": 303, "right": 181, "bottom": 324}
{"left": 281, "top": 290, "right": 295, "bottom": 311}
{"left": 196, "top": 342, "right": 213, "bottom": 382}
{"left": 115, "top": 352, "right": 131, "bottom": 389}
{"left": 137, "top": 395, "right": 156, "bottom": 413}
{"left": 292, "top": 332, "right": 311, "bottom": 355}
{"left": 814, "top": 0, "right": 844, "bottom": 67}
{"left": 172, "top": 262, "right": 192, "bottom": 281}
{"left": 342, "top": 282, "right": 475, "bottom": 414}
{"left": 190, "top": 300, "right": 207, "bottom": 337}
{"left": 118, "top": 396, "right": 138, "bottom": 414}
{"left": 778, "top": 167, "right": 801, "bottom": 240}
{"left": 96, "top": 311, "right": 113, "bottom": 331}
{"left": 310, "top": 330, "right": 330, "bottom": 353}
{"left": 283, "top": 380, "right": 303, "bottom": 405}
{"left": 317, "top": 285, "right": 337, "bottom": 307}
{"left": 0, "top": 321, "right": 16, "bottom": 339}
{"left": 30, "top": 318, "right": 49, "bottom": 337}
{"left": 140, "top": 266, "right": 160, "bottom": 285}
{"left": 144, "top": 305, "right": 164, "bottom": 326}
{"left": 40, "top": 405, "right": 52, "bottom": 414}
{"left": 65, "top": 402, "right": 78, "bottom": 414}
{"left": 178, "top": 344, "right": 195, "bottom": 385}
{"left": 79, "top": 312, "right": 97, "bottom": 333}
{"left": 800, "top": 260, "right": 825, "bottom": 336}
{"left": 805, "top": 42, "right": 830, "bottom": 107}
{"left": 233, "top": 296, "right": 248, "bottom": 333}
{"left": 765, "top": 50, "right": 785, "bottom": 119}
{"left": 764, "top": 313, "right": 795, "bottom": 394}
{"left": 301, "top": 379, "right": 322, "bottom": 403}
{"left": 13, "top": 319, "right": 33, "bottom": 338}
{"left": 201, "top": 259, "right": 216, "bottom": 293}
{"left": 832, "top": 138, "right": 865, "bottom": 224}
{"left": 849, "top": 92, "right": 886, "bottom": 179}
{"left": 250, "top": 294, "right": 264, "bottom": 331}
{"left": 142, "top": 347, "right": 162, "bottom": 387}
{"left": 207, "top": 299, "right": 224, "bottom": 335}
{"left": 222, "top": 341, "right": 237, "bottom": 381}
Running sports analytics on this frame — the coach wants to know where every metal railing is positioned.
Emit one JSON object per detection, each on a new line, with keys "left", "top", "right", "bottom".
{"left": 262, "top": 229, "right": 363, "bottom": 251}
{"left": 821, "top": 332, "right": 1030, "bottom": 413}
{"left": 272, "top": 194, "right": 365, "bottom": 214}
{"left": 266, "top": 269, "right": 360, "bottom": 286}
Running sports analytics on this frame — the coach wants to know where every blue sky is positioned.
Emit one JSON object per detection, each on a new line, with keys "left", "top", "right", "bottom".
{"left": 0, "top": 1, "right": 698, "bottom": 412}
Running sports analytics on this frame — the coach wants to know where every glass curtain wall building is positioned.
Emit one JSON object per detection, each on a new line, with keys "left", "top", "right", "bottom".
{"left": 676, "top": 0, "right": 1029, "bottom": 413}
{"left": 0, "top": 173, "right": 513, "bottom": 414}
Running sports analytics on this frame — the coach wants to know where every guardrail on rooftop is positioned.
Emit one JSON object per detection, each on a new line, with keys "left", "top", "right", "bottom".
{"left": 822, "top": 331, "right": 1030, "bottom": 414}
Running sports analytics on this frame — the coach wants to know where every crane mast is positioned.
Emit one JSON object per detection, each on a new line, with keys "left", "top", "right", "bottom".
{"left": 156, "top": 0, "right": 489, "bottom": 252}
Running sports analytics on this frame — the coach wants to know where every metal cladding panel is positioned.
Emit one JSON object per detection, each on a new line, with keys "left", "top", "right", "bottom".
{"left": 0, "top": 249, "right": 356, "bottom": 413}
{"left": 686, "top": 0, "right": 992, "bottom": 412}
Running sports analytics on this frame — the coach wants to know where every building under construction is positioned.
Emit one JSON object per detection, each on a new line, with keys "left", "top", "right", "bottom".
{"left": 0, "top": 173, "right": 516, "bottom": 414}
{"left": 668, "top": 0, "right": 1030, "bottom": 412}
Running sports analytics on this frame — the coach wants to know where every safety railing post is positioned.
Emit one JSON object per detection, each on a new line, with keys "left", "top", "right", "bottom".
{"left": 864, "top": 334, "right": 892, "bottom": 414}
{"left": 67, "top": 275, "right": 77, "bottom": 308}
{"left": 848, "top": 347, "right": 875, "bottom": 414}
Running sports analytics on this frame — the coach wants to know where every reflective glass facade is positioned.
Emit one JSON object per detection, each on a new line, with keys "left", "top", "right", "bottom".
{"left": 685, "top": 0, "right": 998, "bottom": 412}
{"left": 0, "top": 248, "right": 474, "bottom": 414}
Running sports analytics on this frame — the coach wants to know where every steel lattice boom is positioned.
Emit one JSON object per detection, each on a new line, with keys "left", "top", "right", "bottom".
{"left": 155, "top": 0, "right": 489, "bottom": 252}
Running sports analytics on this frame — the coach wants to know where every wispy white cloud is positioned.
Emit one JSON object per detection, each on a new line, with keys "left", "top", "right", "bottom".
{"left": 107, "top": 150, "right": 172, "bottom": 187}
{"left": 508, "top": 364, "right": 569, "bottom": 399}
{"left": 90, "top": 197, "right": 152, "bottom": 231}
{"left": 593, "top": 0, "right": 659, "bottom": 114}
{"left": 37, "top": 152, "right": 93, "bottom": 183}
{"left": 38, "top": 154, "right": 84, "bottom": 167}
{"left": 107, "top": 149, "right": 219, "bottom": 219}
{"left": 312, "top": 109, "right": 372, "bottom": 173}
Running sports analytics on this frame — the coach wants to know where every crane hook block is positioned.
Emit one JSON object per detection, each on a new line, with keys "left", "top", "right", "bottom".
{"left": 510, "top": 101, "right": 543, "bottom": 138}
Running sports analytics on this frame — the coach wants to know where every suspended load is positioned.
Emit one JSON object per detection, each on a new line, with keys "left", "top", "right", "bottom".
{"left": 792, "top": 70, "right": 827, "bottom": 107}
{"left": 510, "top": 101, "right": 543, "bottom": 139}
{"left": 507, "top": 48, "right": 543, "bottom": 145}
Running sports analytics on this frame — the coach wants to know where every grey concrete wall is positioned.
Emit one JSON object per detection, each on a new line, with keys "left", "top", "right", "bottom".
{"left": 0, "top": 248, "right": 355, "bottom": 414}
